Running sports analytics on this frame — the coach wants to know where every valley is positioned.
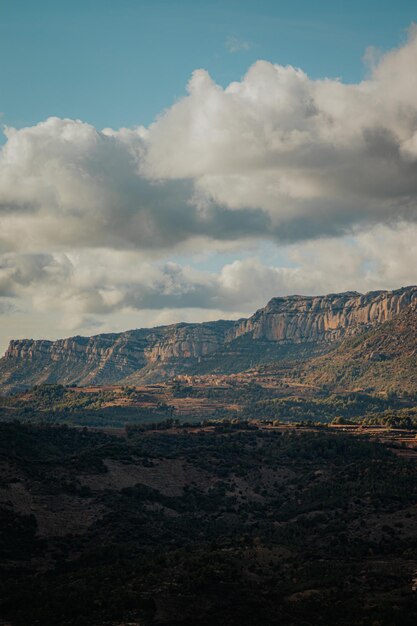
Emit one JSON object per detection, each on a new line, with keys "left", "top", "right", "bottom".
{"left": 1, "top": 287, "right": 417, "bottom": 625}
{"left": 0, "top": 421, "right": 416, "bottom": 626}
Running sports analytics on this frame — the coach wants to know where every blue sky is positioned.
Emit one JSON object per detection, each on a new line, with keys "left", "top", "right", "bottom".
{"left": 1, "top": 0, "right": 416, "bottom": 131}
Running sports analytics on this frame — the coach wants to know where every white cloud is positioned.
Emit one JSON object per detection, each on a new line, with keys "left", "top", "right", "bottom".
{"left": 2, "top": 28, "right": 417, "bottom": 346}
{"left": 144, "top": 25, "right": 417, "bottom": 240}
{"left": 225, "top": 36, "right": 252, "bottom": 53}
{"left": 1, "top": 222, "right": 417, "bottom": 334}
{"left": 0, "top": 117, "right": 267, "bottom": 254}
{"left": 1, "top": 27, "right": 417, "bottom": 254}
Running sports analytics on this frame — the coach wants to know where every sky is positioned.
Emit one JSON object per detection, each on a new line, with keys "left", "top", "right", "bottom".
{"left": 1, "top": 0, "right": 417, "bottom": 352}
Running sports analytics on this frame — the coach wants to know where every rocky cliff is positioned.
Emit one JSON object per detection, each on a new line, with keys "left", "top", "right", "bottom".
{"left": 301, "top": 300, "right": 417, "bottom": 393}
{"left": 1, "top": 286, "right": 417, "bottom": 393}
{"left": 232, "top": 286, "right": 417, "bottom": 342}
{"left": 0, "top": 321, "right": 234, "bottom": 393}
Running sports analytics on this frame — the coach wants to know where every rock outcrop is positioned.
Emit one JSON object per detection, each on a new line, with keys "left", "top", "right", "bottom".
{"left": 301, "top": 300, "right": 417, "bottom": 393}
{"left": 1, "top": 286, "right": 416, "bottom": 393}
{"left": 232, "top": 287, "right": 417, "bottom": 343}
{"left": 0, "top": 321, "right": 234, "bottom": 393}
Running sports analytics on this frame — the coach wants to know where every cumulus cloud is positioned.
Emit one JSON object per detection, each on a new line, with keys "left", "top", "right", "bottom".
{"left": 0, "top": 250, "right": 280, "bottom": 323}
{"left": 1, "top": 222, "right": 417, "bottom": 334}
{"left": 0, "top": 117, "right": 268, "bottom": 253}
{"left": 1, "top": 27, "right": 417, "bottom": 254}
{"left": 2, "top": 28, "right": 417, "bottom": 345}
{"left": 144, "top": 25, "right": 417, "bottom": 240}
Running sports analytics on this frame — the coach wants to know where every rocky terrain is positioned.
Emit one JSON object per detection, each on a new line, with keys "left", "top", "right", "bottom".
{"left": 301, "top": 300, "right": 417, "bottom": 394}
{"left": 233, "top": 286, "right": 417, "bottom": 342}
{"left": 1, "top": 286, "right": 417, "bottom": 393}
{"left": 0, "top": 321, "right": 234, "bottom": 393}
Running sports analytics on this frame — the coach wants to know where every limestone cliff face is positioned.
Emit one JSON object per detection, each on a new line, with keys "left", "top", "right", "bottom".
{"left": 1, "top": 287, "right": 417, "bottom": 392}
{"left": 144, "top": 322, "right": 233, "bottom": 362}
{"left": 0, "top": 321, "right": 234, "bottom": 392}
{"left": 231, "top": 287, "right": 417, "bottom": 343}
{"left": 5, "top": 322, "right": 232, "bottom": 367}
{"left": 301, "top": 300, "right": 417, "bottom": 393}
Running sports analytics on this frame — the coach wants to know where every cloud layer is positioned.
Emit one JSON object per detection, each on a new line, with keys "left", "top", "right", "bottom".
{"left": 2, "top": 26, "right": 417, "bottom": 254}
{"left": 1, "top": 222, "right": 417, "bottom": 333}
{"left": 1, "top": 27, "right": 417, "bottom": 344}
{"left": 144, "top": 26, "right": 417, "bottom": 241}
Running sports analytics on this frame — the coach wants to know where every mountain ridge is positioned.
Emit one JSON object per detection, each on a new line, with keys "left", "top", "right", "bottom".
{"left": 300, "top": 299, "right": 417, "bottom": 394}
{"left": 1, "top": 285, "right": 417, "bottom": 393}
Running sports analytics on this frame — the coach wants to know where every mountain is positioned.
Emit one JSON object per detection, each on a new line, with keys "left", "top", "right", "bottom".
{"left": 1, "top": 286, "right": 417, "bottom": 393}
{"left": 301, "top": 300, "right": 417, "bottom": 394}
{"left": 232, "top": 286, "right": 417, "bottom": 341}
{"left": 0, "top": 321, "right": 235, "bottom": 394}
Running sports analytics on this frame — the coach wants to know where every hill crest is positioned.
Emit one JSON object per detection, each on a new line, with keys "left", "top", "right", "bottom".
{"left": 1, "top": 286, "right": 417, "bottom": 393}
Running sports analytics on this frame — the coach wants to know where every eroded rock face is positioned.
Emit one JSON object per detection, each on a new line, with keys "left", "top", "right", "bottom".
{"left": 144, "top": 323, "right": 233, "bottom": 362}
{"left": 0, "top": 321, "right": 234, "bottom": 392}
{"left": 3, "top": 331, "right": 151, "bottom": 386}
{"left": 1, "top": 287, "right": 417, "bottom": 392}
{"left": 301, "top": 300, "right": 417, "bottom": 393}
{"left": 231, "top": 287, "right": 417, "bottom": 343}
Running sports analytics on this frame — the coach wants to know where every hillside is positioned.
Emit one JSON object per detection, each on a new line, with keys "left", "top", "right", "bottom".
{"left": 0, "top": 422, "right": 416, "bottom": 626}
{"left": 1, "top": 286, "right": 416, "bottom": 393}
{"left": 0, "top": 321, "right": 235, "bottom": 394}
{"left": 301, "top": 302, "right": 417, "bottom": 394}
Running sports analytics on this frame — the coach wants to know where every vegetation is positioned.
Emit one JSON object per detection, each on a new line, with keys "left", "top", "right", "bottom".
{"left": 3, "top": 382, "right": 417, "bottom": 432}
{"left": 241, "top": 391, "right": 407, "bottom": 423}
{"left": 0, "top": 384, "right": 174, "bottom": 427}
{"left": 0, "top": 422, "right": 416, "bottom": 625}
{"left": 300, "top": 305, "right": 417, "bottom": 394}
